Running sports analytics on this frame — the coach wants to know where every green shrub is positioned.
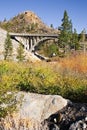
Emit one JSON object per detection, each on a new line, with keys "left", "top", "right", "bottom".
{"left": 0, "top": 60, "right": 87, "bottom": 118}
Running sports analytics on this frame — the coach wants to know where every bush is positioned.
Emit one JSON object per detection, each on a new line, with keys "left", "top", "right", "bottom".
{"left": 0, "top": 57, "right": 87, "bottom": 118}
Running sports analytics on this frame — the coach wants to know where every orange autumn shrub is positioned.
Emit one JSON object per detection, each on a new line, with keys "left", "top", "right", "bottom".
{"left": 59, "top": 53, "right": 87, "bottom": 74}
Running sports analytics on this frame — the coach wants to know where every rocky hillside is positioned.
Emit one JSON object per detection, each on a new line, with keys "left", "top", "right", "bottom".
{"left": 0, "top": 11, "right": 58, "bottom": 34}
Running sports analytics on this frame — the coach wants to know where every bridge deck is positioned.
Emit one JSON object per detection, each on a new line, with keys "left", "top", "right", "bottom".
{"left": 9, "top": 33, "right": 58, "bottom": 37}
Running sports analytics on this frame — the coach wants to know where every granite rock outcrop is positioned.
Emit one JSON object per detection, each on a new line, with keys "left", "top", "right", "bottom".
{"left": 0, "top": 92, "right": 87, "bottom": 130}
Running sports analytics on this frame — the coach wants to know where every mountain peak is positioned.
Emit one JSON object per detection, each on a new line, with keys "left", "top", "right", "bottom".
{"left": 0, "top": 10, "right": 58, "bottom": 34}
{"left": 23, "top": 10, "right": 45, "bottom": 25}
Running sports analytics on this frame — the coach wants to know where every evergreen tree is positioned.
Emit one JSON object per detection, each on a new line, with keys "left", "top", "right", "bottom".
{"left": 58, "top": 10, "right": 73, "bottom": 53}
{"left": 17, "top": 43, "right": 25, "bottom": 61}
{"left": 71, "top": 28, "right": 79, "bottom": 50}
{"left": 50, "top": 24, "right": 54, "bottom": 28}
{"left": 69, "top": 20, "right": 73, "bottom": 33}
{"left": 79, "top": 29, "right": 86, "bottom": 54}
{"left": 4, "top": 32, "right": 13, "bottom": 60}
{"left": 3, "top": 18, "right": 7, "bottom": 22}
{"left": 79, "top": 29, "right": 86, "bottom": 42}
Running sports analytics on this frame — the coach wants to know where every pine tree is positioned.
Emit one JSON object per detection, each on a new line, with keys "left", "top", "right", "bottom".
{"left": 4, "top": 32, "right": 13, "bottom": 60}
{"left": 50, "top": 24, "right": 54, "bottom": 28}
{"left": 58, "top": 10, "right": 73, "bottom": 53}
{"left": 79, "top": 29, "right": 86, "bottom": 42}
{"left": 17, "top": 43, "right": 25, "bottom": 61}
{"left": 71, "top": 28, "right": 79, "bottom": 50}
{"left": 79, "top": 29, "right": 86, "bottom": 54}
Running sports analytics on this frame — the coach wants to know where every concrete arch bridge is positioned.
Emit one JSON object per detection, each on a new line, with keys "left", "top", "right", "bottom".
{"left": 9, "top": 33, "right": 58, "bottom": 52}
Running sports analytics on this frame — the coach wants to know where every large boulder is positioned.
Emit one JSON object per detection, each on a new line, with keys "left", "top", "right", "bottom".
{"left": 18, "top": 92, "right": 67, "bottom": 121}
{"left": 0, "top": 92, "right": 67, "bottom": 130}
{"left": 1, "top": 92, "right": 87, "bottom": 130}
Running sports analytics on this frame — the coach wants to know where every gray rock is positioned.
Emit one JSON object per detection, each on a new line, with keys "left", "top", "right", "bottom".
{"left": 0, "top": 92, "right": 67, "bottom": 130}
{"left": 1, "top": 92, "right": 87, "bottom": 130}
{"left": 18, "top": 92, "right": 67, "bottom": 122}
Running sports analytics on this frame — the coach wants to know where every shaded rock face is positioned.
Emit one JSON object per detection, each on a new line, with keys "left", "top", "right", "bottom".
{"left": 42, "top": 102, "right": 87, "bottom": 130}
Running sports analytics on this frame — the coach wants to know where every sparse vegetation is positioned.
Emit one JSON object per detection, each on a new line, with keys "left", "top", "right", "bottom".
{"left": 0, "top": 12, "right": 56, "bottom": 34}
{"left": 16, "top": 43, "right": 25, "bottom": 61}
{"left": 0, "top": 53, "right": 87, "bottom": 117}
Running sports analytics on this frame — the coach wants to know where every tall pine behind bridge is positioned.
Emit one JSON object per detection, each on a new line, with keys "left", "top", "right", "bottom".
{"left": 58, "top": 10, "right": 79, "bottom": 54}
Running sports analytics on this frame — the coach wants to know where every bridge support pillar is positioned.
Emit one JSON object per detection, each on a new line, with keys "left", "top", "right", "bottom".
{"left": 25, "top": 38, "right": 29, "bottom": 50}
{"left": 29, "top": 37, "right": 31, "bottom": 50}
{"left": 30, "top": 38, "right": 33, "bottom": 50}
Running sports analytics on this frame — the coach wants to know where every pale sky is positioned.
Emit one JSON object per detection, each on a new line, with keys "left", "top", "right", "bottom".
{"left": 0, "top": 0, "right": 87, "bottom": 33}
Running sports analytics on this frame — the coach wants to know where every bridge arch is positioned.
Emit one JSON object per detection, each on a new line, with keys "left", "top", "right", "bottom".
{"left": 34, "top": 37, "right": 58, "bottom": 51}
{"left": 9, "top": 33, "right": 58, "bottom": 52}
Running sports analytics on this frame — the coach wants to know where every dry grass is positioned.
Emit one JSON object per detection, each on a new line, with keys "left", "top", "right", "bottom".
{"left": 52, "top": 53, "right": 87, "bottom": 74}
